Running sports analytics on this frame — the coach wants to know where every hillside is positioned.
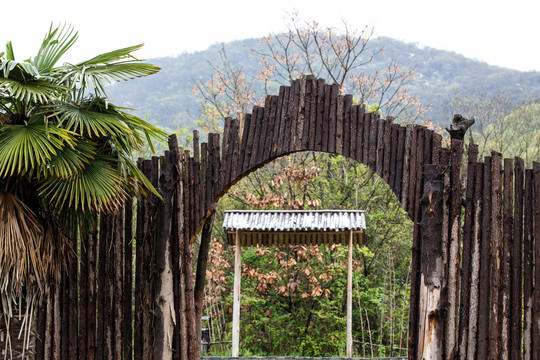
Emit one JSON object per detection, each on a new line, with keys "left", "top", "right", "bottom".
{"left": 106, "top": 36, "right": 540, "bottom": 130}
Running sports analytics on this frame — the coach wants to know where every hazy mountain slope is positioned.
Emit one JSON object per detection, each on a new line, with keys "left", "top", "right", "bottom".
{"left": 106, "top": 36, "right": 540, "bottom": 130}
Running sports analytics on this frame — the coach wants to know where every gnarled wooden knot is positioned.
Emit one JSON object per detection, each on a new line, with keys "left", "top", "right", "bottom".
{"left": 446, "top": 114, "right": 475, "bottom": 140}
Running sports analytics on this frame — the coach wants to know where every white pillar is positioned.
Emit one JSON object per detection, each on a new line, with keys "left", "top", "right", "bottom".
{"left": 346, "top": 230, "right": 354, "bottom": 358}
{"left": 232, "top": 230, "right": 242, "bottom": 357}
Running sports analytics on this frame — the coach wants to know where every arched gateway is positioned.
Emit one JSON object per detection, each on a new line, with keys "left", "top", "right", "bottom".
{"left": 31, "top": 76, "right": 540, "bottom": 360}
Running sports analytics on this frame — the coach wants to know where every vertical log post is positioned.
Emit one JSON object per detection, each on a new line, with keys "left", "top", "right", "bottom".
{"left": 346, "top": 229, "right": 353, "bottom": 358}
{"left": 417, "top": 164, "right": 446, "bottom": 359}
{"left": 232, "top": 230, "right": 242, "bottom": 357}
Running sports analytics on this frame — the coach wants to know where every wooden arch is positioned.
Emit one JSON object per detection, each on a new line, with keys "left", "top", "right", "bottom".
{"left": 30, "top": 75, "right": 540, "bottom": 360}
{"left": 186, "top": 75, "right": 456, "bottom": 358}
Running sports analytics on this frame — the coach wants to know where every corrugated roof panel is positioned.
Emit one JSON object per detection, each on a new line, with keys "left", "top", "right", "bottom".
{"left": 223, "top": 210, "right": 366, "bottom": 232}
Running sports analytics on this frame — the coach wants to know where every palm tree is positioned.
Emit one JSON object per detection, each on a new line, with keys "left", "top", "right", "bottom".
{"left": 0, "top": 24, "right": 166, "bottom": 354}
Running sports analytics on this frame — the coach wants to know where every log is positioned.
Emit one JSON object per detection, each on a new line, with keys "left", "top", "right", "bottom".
{"left": 295, "top": 77, "right": 307, "bottom": 152}
{"left": 523, "top": 169, "right": 534, "bottom": 360}
{"left": 467, "top": 163, "right": 484, "bottom": 359}
{"left": 328, "top": 84, "right": 339, "bottom": 153}
{"left": 383, "top": 117, "right": 393, "bottom": 183}
{"left": 315, "top": 79, "right": 326, "bottom": 151}
{"left": 134, "top": 161, "right": 145, "bottom": 360}
{"left": 511, "top": 157, "right": 524, "bottom": 360}
{"left": 123, "top": 198, "right": 134, "bottom": 360}
{"left": 489, "top": 152, "right": 503, "bottom": 360}
{"left": 458, "top": 144, "right": 478, "bottom": 359}
{"left": 343, "top": 94, "right": 353, "bottom": 158}
{"left": 401, "top": 124, "right": 413, "bottom": 214}
{"left": 533, "top": 162, "right": 540, "bottom": 360}
{"left": 394, "top": 126, "right": 406, "bottom": 200}
{"left": 477, "top": 157, "right": 492, "bottom": 360}
{"left": 501, "top": 158, "right": 514, "bottom": 360}
{"left": 154, "top": 149, "right": 176, "bottom": 360}
{"left": 354, "top": 105, "right": 365, "bottom": 162}
{"left": 388, "top": 123, "right": 399, "bottom": 193}
{"left": 113, "top": 209, "right": 124, "bottom": 360}
{"left": 368, "top": 114, "right": 379, "bottom": 172}
{"left": 376, "top": 115, "right": 385, "bottom": 176}
{"left": 79, "top": 227, "right": 88, "bottom": 360}
{"left": 336, "top": 94, "right": 345, "bottom": 155}
{"left": 417, "top": 164, "right": 446, "bottom": 359}
{"left": 446, "top": 138, "right": 464, "bottom": 359}
{"left": 362, "top": 112, "right": 371, "bottom": 166}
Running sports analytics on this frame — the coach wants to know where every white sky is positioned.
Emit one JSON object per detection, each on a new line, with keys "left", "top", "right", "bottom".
{"left": 2, "top": 0, "right": 539, "bottom": 71}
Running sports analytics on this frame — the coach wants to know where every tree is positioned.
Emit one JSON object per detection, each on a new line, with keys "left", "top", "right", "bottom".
{"left": 0, "top": 24, "right": 166, "bottom": 355}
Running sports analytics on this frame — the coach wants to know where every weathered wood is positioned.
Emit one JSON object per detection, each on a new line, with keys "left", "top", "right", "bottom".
{"left": 511, "top": 157, "right": 524, "bottom": 360}
{"left": 431, "top": 132, "right": 442, "bottom": 165}
{"left": 467, "top": 163, "right": 484, "bottom": 359}
{"left": 477, "top": 157, "right": 492, "bottom": 360}
{"left": 328, "top": 84, "right": 339, "bottom": 154}
{"left": 104, "top": 214, "right": 115, "bottom": 360}
{"left": 133, "top": 162, "right": 144, "bottom": 360}
{"left": 368, "top": 114, "right": 379, "bottom": 172}
{"left": 302, "top": 77, "right": 313, "bottom": 150}
{"left": 533, "top": 162, "right": 540, "bottom": 360}
{"left": 252, "top": 102, "right": 267, "bottom": 168}
{"left": 315, "top": 79, "right": 326, "bottom": 151}
{"left": 501, "top": 158, "right": 514, "bottom": 360}
{"left": 211, "top": 134, "right": 221, "bottom": 201}
{"left": 322, "top": 84, "right": 331, "bottom": 152}
{"left": 388, "top": 123, "right": 399, "bottom": 193}
{"left": 244, "top": 108, "right": 258, "bottom": 171}
{"left": 406, "top": 126, "right": 419, "bottom": 219}
{"left": 35, "top": 292, "right": 46, "bottom": 360}
{"left": 523, "top": 169, "right": 534, "bottom": 360}
{"left": 79, "top": 228, "right": 88, "bottom": 360}
{"left": 53, "top": 280, "right": 61, "bottom": 360}
{"left": 239, "top": 112, "right": 252, "bottom": 175}
{"left": 307, "top": 77, "right": 318, "bottom": 150}
{"left": 395, "top": 126, "right": 406, "bottom": 200}
{"left": 417, "top": 164, "right": 446, "bottom": 359}
{"left": 343, "top": 94, "right": 353, "bottom": 158}
{"left": 200, "top": 143, "right": 209, "bottom": 219}
{"left": 362, "top": 112, "right": 371, "bottom": 165}
{"left": 176, "top": 153, "right": 188, "bottom": 360}
{"left": 272, "top": 87, "right": 286, "bottom": 157}
{"left": 154, "top": 149, "right": 176, "bottom": 360}
{"left": 96, "top": 212, "right": 108, "bottom": 360}
{"left": 354, "top": 105, "right": 365, "bottom": 162}
{"left": 284, "top": 81, "right": 298, "bottom": 154}
{"left": 113, "top": 209, "right": 123, "bottom": 360}
{"left": 295, "top": 77, "right": 307, "bottom": 152}
{"left": 489, "top": 152, "right": 503, "bottom": 360}
{"left": 376, "top": 116, "right": 385, "bottom": 176}
{"left": 263, "top": 97, "right": 278, "bottom": 165}
{"left": 458, "top": 144, "right": 478, "bottom": 359}
{"left": 221, "top": 117, "right": 233, "bottom": 189}
{"left": 44, "top": 285, "right": 54, "bottom": 360}
{"left": 232, "top": 230, "right": 242, "bottom": 357}
{"left": 423, "top": 129, "right": 433, "bottom": 167}
{"left": 336, "top": 94, "right": 345, "bottom": 155}
{"left": 446, "top": 138, "right": 463, "bottom": 359}
{"left": 401, "top": 125, "right": 413, "bottom": 213}
{"left": 123, "top": 198, "right": 133, "bottom": 360}
{"left": 382, "top": 117, "right": 393, "bottom": 183}
{"left": 346, "top": 230, "right": 353, "bottom": 358}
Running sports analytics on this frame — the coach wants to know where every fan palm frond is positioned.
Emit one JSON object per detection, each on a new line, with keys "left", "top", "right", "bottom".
{"left": 0, "top": 116, "right": 77, "bottom": 177}
{"left": 47, "top": 100, "right": 133, "bottom": 138}
{"left": 40, "top": 139, "right": 96, "bottom": 180}
{"left": 32, "top": 24, "right": 78, "bottom": 73}
{"left": 56, "top": 44, "right": 160, "bottom": 96}
{"left": 39, "top": 157, "right": 127, "bottom": 213}
{"left": 0, "top": 76, "right": 68, "bottom": 105}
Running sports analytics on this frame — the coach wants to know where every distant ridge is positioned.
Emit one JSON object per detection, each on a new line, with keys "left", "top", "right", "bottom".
{"left": 106, "top": 36, "right": 540, "bottom": 130}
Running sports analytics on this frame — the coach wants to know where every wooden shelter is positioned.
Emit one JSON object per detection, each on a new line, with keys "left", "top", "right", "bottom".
{"left": 222, "top": 210, "right": 366, "bottom": 357}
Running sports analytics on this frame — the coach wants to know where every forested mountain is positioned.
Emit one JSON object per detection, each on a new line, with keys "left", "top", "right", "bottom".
{"left": 106, "top": 36, "right": 540, "bottom": 130}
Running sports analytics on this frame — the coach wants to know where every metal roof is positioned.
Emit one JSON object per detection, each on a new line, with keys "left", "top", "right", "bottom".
{"left": 223, "top": 210, "right": 366, "bottom": 247}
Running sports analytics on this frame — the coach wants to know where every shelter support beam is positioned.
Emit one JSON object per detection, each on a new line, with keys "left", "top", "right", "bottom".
{"left": 232, "top": 230, "right": 242, "bottom": 357}
{"left": 346, "top": 230, "right": 353, "bottom": 357}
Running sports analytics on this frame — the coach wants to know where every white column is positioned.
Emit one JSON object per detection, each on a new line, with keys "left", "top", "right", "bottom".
{"left": 346, "top": 230, "right": 354, "bottom": 358}
{"left": 232, "top": 230, "right": 242, "bottom": 357}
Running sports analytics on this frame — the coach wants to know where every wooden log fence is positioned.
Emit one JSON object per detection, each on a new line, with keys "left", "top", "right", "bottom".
{"left": 22, "top": 76, "right": 540, "bottom": 360}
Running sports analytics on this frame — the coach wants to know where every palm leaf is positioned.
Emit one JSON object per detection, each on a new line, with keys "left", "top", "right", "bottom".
{"left": 55, "top": 45, "right": 160, "bottom": 95}
{"left": 0, "top": 76, "right": 68, "bottom": 105}
{"left": 39, "top": 157, "right": 127, "bottom": 213}
{"left": 0, "top": 116, "right": 76, "bottom": 177}
{"left": 33, "top": 24, "right": 78, "bottom": 73}
{"left": 48, "top": 100, "right": 134, "bottom": 138}
{"left": 40, "top": 139, "right": 96, "bottom": 179}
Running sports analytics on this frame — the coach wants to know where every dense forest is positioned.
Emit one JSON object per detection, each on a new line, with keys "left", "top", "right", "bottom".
{"left": 122, "top": 18, "right": 539, "bottom": 357}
